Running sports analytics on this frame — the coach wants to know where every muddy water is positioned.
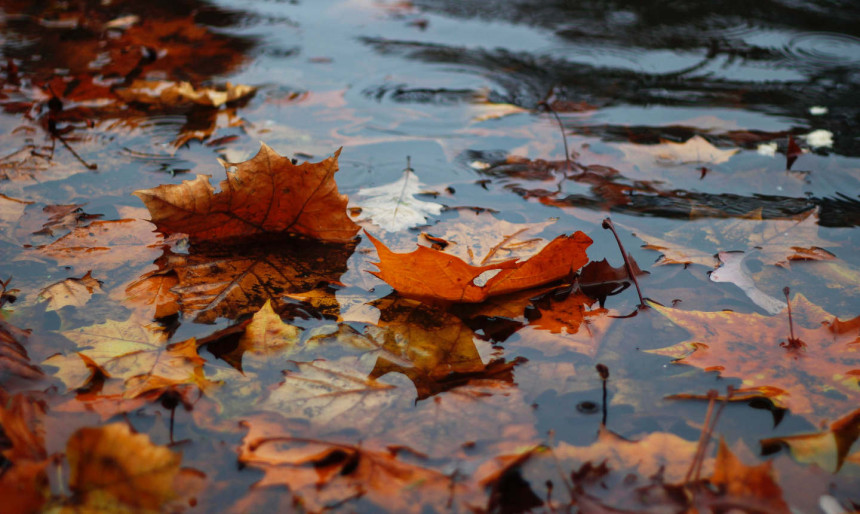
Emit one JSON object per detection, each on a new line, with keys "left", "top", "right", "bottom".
{"left": 1, "top": 0, "right": 858, "bottom": 511}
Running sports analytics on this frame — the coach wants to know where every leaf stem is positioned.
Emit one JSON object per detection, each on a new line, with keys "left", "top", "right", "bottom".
{"left": 601, "top": 217, "right": 645, "bottom": 307}
{"left": 596, "top": 363, "right": 609, "bottom": 427}
{"left": 537, "top": 100, "right": 571, "bottom": 174}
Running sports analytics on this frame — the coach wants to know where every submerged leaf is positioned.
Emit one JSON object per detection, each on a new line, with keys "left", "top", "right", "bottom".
{"left": 355, "top": 167, "right": 443, "bottom": 231}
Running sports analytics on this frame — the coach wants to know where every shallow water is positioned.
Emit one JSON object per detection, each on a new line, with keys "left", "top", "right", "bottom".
{"left": 1, "top": 0, "right": 858, "bottom": 511}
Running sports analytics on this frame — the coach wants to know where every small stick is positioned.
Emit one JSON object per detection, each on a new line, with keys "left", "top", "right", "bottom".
{"left": 596, "top": 363, "right": 609, "bottom": 427}
{"left": 53, "top": 131, "right": 98, "bottom": 170}
{"left": 601, "top": 217, "right": 645, "bottom": 306}
{"left": 684, "top": 389, "right": 717, "bottom": 484}
{"left": 537, "top": 101, "right": 571, "bottom": 174}
{"left": 780, "top": 286, "right": 805, "bottom": 349}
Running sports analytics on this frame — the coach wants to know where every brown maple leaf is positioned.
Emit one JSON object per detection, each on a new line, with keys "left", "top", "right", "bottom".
{"left": 0, "top": 394, "right": 50, "bottom": 513}
{"left": 367, "top": 230, "right": 592, "bottom": 303}
{"left": 44, "top": 317, "right": 217, "bottom": 399}
{"left": 238, "top": 413, "right": 476, "bottom": 513}
{"left": 648, "top": 295, "right": 860, "bottom": 422}
{"left": 116, "top": 80, "right": 255, "bottom": 108}
{"left": 1, "top": 318, "right": 44, "bottom": 382}
{"left": 134, "top": 144, "right": 359, "bottom": 244}
{"left": 38, "top": 271, "right": 103, "bottom": 311}
{"left": 64, "top": 423, "right": 182, "bottom": 512}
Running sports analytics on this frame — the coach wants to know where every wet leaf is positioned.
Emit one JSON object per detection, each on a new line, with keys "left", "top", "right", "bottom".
{"left": 635, "top": 208, "right": 836, "bottom": 268}
{"left": 44, "top": 317, "right": 216, "bottom": 398}
{"left": 115, "top": 270, "right": 180, "bottom": 320}
{"left": 65, "top": 423, "right": 181, "bottom": 512}
{"left": 134, "top": 145, "right": 359, "bottom": 244}
{"left": 30, "top": 218, "right": 165, "bottom": 273}
{"left": 354, "top": 166, "right": 443, "bottom": 232}
{"left": 648, "top": 295, "right": 860, "bottom": 422}
{"left": 620, "top": 135, "right": 740, "bottom": 167}
{"left": 116, "top": 80, "right": 255, "bottom": 108}
{"left": 710, "top": 251, "right": 787, "bottom": 314}
{"left": 367, "top": 230, "right": 592, "bottom": 303}
{"left": 519, "top": 288, "right": 613, "bottom": 357}
{"left": 1, "top": 319, "right": 44, "bottom": 382}
{"left": 0, "top": 394, "right": 49, "bottom": 513}
{"left": 38, "top": 271, "right": 103, "bottom": 311}
{"left": 238, "top": 413, "right": 476, "bottom": 512}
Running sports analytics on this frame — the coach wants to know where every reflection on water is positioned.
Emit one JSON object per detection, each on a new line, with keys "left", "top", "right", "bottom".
{"left": 1, "top": 0, "right": 859, "bottom": 511}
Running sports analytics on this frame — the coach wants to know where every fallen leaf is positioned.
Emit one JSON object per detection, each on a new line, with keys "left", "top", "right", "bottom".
{"left": 635, "top": 208, "right": 836, "bottom": 268}
{"left": 648, "top": 295, "right": 860, "bottom": 422}
{"left": 761, "top": 407, "right": 860, "bottom": 473}
{"left": 0, "top": 393, "right": 49, "bottom": 513}
{"left": 620, "top": 135, "right": 740, "bottom": 167}
{"left": 44, "top": 317, "right": 216, "bottom": 398}
{"left": 579, "top": 256, "right": 648, "bottom": 304}
{"left": 115, "top": 269, "right": 180, "bottom": 320}
{"left": 416, "top": 211, "right": 558, "bottom": 266}
{"left": 160, "top": 236, "right": 356, "bottom": 322}
{"left": 65, "top": 423, "right": 181, "bottom": 511}
{"left": 38, "top": 271, "right": 103, "bottom": 311}
{"left": 238, "top": 413, "right": 474, "bottom": 513}
{"left": 30, "top": 218, "right": 164, "bottom": 273}
{"left": 367, "top": 230, "right": 592, "bottom": 303}
{"left": 1, "top": 319, "right": 44, "bottom": 381}
{"left": 354, "top": 166, "right": 443, "bottom": 231}
{"left": 116, "top": 80, "right": 255, "bottom": 108}
{"left": 134, "top": 144, "right": 359, "bottom": 244}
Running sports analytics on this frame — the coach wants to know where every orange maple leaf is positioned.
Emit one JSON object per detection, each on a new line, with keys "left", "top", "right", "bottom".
{"left": 134, "top": 144, "right": 359, "bottom": 244}
{"left": 367, "top": 230, "right": 592, "bottom": 303}
{"left": 648, "top": 295, "right": 860, "bottom": 422}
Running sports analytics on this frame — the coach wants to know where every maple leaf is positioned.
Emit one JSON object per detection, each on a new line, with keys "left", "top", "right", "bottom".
{"left": 415, "top": 211, "right": 558, "bottom": 266}
{"left": 354, "top": 166, "right": 443, "bottom": 231}
{"left": 647, "top": 295, "right": 860, "bottom": 422}
{"left": 367, "top": 230, "right": 592, "bottom": 303}
{"left": 44, "top": 317, "right": 216, "bottom": 399}
{"left": 133, "top": 144, "right": 359, "bottom": 244}
{"left": 114, "top": 269, "right": 180, "bottom": 320}
{"left": 29, "top": 218, "right": 165, "bottom": 273}
{"left": 761, "top": 407, "right": 860, "bottom": 473}
{"left": 116, "top": 80, "right": 256, "bottom": 108}
{"left": 620, "top": 135, "right": 740, "bottom": 167}
{"left": 238, "top": 413, "right": 476, "bottom": 513}
{"left": 578, "top": 256, "right": 648, "bottom": 305}
{"left": 37, "top": 271, "right": 103, "bottom": 311}
{"left": 157, "top": 236, "right": 355, "bottom": 322}
{"left": 710, "top": 251, "right": 788, "bottom": 314}
{"left": 64, "top": 423, "right": 182, "bottom": 512}
{"left": 634, "top": 207, "right": 836, "bottom": 268}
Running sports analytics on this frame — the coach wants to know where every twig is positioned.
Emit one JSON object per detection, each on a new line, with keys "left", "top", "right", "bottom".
{"left": 537, "top": 101, "right": 571, "bottom": 174}
{"left": 53, "top": 131, "right": 97, "bottom": 170}
{"left": 596, "top": 363, "right": 609, "bottom": 427}
{"left": 601, "top": 217, "right": 645, "bottom": 306}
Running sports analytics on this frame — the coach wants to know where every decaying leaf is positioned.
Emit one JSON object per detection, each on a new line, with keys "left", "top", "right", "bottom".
{"left": 635, "top": 208, "right": 836, "bottom": 268}
{"left": 116, "top": 80, "right": 255, "bottom": 108}
{"left": 620, "top": 135, "right": 740, "bottom": 167}
{"left": 115, "top": 269, "right": 180, "bottom": 320}
{"left": 38, "top": 271, "right": 103, "bottom": 311}
{"left": 238, "top": 413, "right": 475, "bottom": 512}
{"left": 648, "top": 295, "right": 860, "bottom": 422}
{"left": 65, "top": 423, "right": 181, "bottom": 511}
{"left": 0, "top": 393, "right": 49, "bottom": 514}
{"left": 134, "top": 145, "right": 359, "bottom": 244}
{"left": 1, "top": 319, "right": 44, "bottom": 381}
{"left": 44, "top": 317, "right": 216, "bottom": 398}
{"left": 367, "top": 230, "right": 591, "bottom": 303}
{"left": 354, "top": 166, "right": 443, "bottom": 232}
{"left": 30, "top": 218, "right": 165, "bottom": 273}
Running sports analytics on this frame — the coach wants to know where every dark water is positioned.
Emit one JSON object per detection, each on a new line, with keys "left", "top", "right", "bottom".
{"left": 1, "top": 0, "right": 859, "bottom": 511}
